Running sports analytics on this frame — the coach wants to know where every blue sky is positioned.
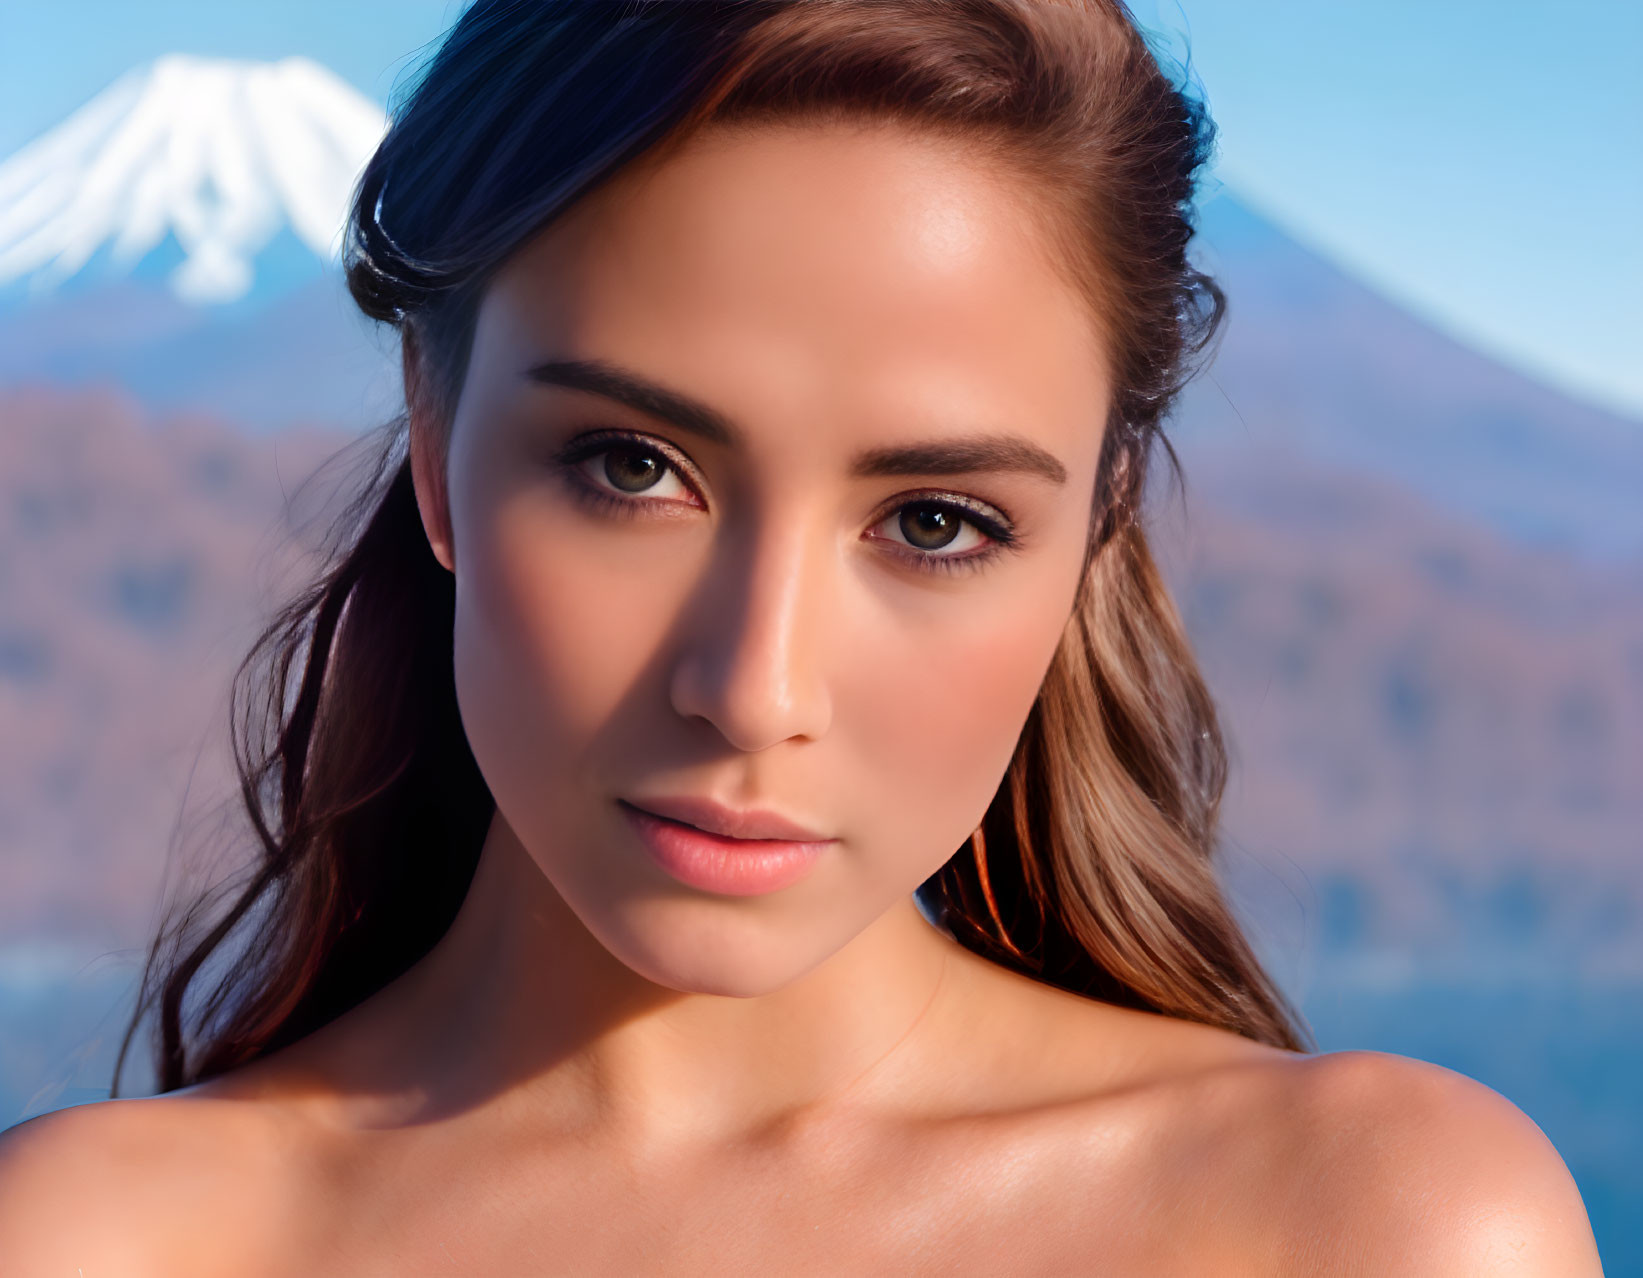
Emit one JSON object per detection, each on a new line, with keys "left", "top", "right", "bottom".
{"left": 2, "top": 0, "right": 1638, "bottom": 420}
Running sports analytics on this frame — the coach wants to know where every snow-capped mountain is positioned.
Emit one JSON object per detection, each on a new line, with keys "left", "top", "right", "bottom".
{"left": 0, "top": 54, "right": 387, "bottom": 305}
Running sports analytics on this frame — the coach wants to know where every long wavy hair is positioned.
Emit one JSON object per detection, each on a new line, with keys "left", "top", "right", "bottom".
{"left": 114, "top": 0, "right": 1311, "bottom": 1096}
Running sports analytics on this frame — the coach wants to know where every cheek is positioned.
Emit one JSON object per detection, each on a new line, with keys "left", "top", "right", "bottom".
{"left": 843, "top": 582, "right": 1073, "bottom": 883}
{"left": 449, "top": 496, "right": 680, "bottom": 815}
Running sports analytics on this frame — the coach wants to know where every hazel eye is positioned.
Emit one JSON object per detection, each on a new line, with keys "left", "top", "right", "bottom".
{"left": 869, "top": 499, "right": 997, "bottom": 559}
{"left": 576, "top": 441, "right": 695, "bottom": 502}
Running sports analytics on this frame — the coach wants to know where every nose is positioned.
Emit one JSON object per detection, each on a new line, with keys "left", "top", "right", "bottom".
{"left": 668, "top": 512, "right": 834, "bottom": 752}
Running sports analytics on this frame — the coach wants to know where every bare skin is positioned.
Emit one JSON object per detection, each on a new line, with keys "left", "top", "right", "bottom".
{"left": 0, "top": 123, "right": 1602, "bottom": 1275}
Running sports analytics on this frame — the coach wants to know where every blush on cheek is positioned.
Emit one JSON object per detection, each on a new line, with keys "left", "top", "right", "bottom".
{"left": 454, "top": 507, "right": 698, "bottom": 819}
{"left": 853, "top": 613, "right": 1061, "bottom": 879}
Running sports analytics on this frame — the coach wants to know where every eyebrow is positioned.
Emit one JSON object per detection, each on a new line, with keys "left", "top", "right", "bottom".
{"left": 525, "top": 357, "right": 1068, "bottom": 486}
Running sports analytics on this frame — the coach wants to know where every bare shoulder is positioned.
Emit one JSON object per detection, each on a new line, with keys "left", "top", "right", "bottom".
{"left": 997, "top": 982, "right": 1604, "bottom": 1276}
{"left": 0, "top": 1100, "right": 173, "bottom": 1275}
{"left": 0, "top": 1090, "right": 305, "bottom": 1277}
{"left": 1254, "top": 1049, "right": 1604, "bottom": 1276}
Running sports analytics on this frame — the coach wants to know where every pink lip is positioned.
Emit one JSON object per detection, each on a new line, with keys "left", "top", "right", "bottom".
{"left": 625, "top": 794, "right": 833, "bottom": 842}
{"left": 618, "top": 798, "right": 835, "bottom": 896}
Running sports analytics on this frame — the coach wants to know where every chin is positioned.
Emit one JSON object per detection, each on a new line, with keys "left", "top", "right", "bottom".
{"left": 587, "top": 901, "right": 846, "bottom": 999}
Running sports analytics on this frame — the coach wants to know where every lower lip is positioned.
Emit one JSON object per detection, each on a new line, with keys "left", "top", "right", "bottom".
{"left": 619, "top": 801, "right": 832, "bottom": 896}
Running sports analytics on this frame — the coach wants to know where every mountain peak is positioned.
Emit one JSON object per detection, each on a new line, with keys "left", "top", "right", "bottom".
{"left": 0, "top": 55, "right": 387, "bottom": 305}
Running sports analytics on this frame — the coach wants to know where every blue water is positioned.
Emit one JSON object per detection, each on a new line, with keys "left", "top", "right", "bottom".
{"left": 4, "top": 971, "right": 1636, "bottom": 1271}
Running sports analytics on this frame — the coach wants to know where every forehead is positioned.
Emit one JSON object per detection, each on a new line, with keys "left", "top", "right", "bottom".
{"left": 472, "top": 122, "right": 1109, "bottom": 459}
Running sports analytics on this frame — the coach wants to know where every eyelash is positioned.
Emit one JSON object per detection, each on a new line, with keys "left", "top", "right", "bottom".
{"left": 552, "top": 429, "right": 1018, "bottom": 577}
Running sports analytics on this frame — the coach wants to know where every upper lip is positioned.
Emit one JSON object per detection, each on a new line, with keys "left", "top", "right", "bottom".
{"left": 622, "top": 794, "right": 835, "bottom": 843}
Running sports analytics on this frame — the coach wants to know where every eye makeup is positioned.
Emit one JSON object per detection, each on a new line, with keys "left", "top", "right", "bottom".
{"left": 862, "top": 490, "right": 1017, "bottom": 576}
{"left": 557, "top": 429, "right": 706, "bottom": 515}
{"left": 549, "top": 427, "right": 1022, "bottom": 576}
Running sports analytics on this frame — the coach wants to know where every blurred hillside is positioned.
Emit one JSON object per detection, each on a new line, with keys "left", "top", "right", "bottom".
{"left": 0, "top": 389, "right": 352, "bottom": 946}
{"left": 1154, "top": 456, "right": 1642, "bottom": 988}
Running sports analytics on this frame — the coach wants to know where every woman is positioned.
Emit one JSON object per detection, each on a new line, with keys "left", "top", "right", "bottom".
{"left": 0, "top": 0, "right": 1600, "bottom": 1272}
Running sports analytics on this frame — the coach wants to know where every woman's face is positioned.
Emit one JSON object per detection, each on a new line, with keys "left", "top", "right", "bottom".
{"left": 420, "top": 121, "right": 1110, "bottom": 995}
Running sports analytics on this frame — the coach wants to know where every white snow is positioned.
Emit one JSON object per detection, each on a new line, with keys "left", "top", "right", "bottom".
{"left": 0, "top": 55, "right": 388, "bottom": 305}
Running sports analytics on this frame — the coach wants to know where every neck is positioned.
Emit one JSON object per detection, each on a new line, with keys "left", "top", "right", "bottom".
{"left": 306, "top": 809, "right": 976, "bottom": 1151}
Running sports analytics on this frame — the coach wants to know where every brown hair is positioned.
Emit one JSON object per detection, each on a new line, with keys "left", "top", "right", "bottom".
{"left": 116, "top": 0, "right": 1309, "bottom": 1097}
